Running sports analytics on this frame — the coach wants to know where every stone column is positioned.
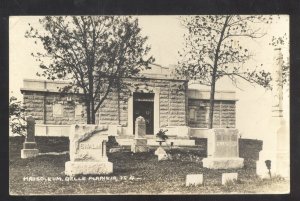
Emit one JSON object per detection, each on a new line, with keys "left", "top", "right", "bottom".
{"left": 21, "top": 116, "right": 39, "bottom": 159}
{"left": 256, "top": 48, "right": 289, "bottom": 179}
{"left": 131, "top": 116, "right": 148, "bottom": 153}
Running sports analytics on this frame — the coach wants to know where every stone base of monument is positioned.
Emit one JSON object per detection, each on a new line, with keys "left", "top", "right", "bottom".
{"left": 256, "top": 150, "right": 289, "bottom": 179}
{"left": 65, "top": 161, "right": 113, "bottom": 176}
{"left": 276, "top": 151, "right": 290, "bottom": 179}
{"left": 202, "top": 157, "right": 244, "bottom": 169}
{"left": 131, "top": 138, "right": 148, "bottom": 153}
{"left": 256, "top": 150, "right": 274, "bottom": 179}
{"left": 21, "top": 149, "right": 39, "bottom": 159}
{"left": 21, "top": 141, "right": 39, "bottom": 159}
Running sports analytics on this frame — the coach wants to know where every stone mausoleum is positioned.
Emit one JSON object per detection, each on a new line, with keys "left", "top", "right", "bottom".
{"left": 21, "top": 64, "right": 237, "bottom": 146}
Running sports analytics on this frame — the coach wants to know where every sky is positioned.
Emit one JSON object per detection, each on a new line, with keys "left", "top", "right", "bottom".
{"left": 9, "top": 15, "right": 289, "bottom": 139}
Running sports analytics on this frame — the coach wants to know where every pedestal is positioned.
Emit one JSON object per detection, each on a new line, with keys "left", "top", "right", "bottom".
{"left": 21, "top": 142, "right": 39, "bottom": 158}
{"left": 256, "top": 118, "right": 289, "bottom": 179}
{"left": 202, "top": 157, "right": 244, "bottom": 169}
{"left": 131, "top": 138, "right": 148, "bottom": 153}
{"left": 21, "top": 149, "right": 39, "bottom": 159}
{"left": 65, "top": 161, "right": 113, "bottom": 176}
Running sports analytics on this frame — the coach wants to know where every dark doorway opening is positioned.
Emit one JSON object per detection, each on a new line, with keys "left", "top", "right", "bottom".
{"left": 133, "top": 93, "right": 154, "bottom": 135}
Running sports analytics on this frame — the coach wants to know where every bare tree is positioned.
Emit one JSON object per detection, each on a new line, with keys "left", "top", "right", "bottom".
{"left": 26, "top": 16, "right": 154, "bottom": 124}
{"left": 177, "top": 15, "right": 273, "bottom": 128}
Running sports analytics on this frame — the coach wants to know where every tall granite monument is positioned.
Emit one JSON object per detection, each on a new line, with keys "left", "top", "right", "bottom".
{"left": 256, "top": 48, "right": 289, "bottom": 179}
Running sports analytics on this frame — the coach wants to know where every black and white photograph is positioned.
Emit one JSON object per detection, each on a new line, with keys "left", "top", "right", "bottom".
{"left": 8, "top": 15, "right": 290, "bottom": 195}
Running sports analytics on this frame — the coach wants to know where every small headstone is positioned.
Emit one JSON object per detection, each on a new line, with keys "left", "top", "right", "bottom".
{"left": 65, "top": 124, "right": 113, "bottom": 176}
{"left": 186, "top": 174, "right": 203, "bottom": 186}
{"left": 135, "top": 116, "right": 146, "bottom": 138}
{"left": 158, "top": 153, "right": 169, "bottom": 161}
{"left": 154, "top": 146, "right": 167, "bottom": 156}
{"left": 222, "top": 173, "right": 238, "bottom": 185}
{"left": 131, "top": 116, "right": 148, "bottom": 153}
{"left": 21, "top": 116, "right": 39, "bottom": 159}
{"left": 202, "top": 128, "right": 244, "bottom": 169}
{"left": 154, "top": 147, "right": 171, "bottom": 161}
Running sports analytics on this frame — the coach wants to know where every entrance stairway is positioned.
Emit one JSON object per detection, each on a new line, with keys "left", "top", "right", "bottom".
{"left": 115, "top": 135, "right": 196, "bottom": 147}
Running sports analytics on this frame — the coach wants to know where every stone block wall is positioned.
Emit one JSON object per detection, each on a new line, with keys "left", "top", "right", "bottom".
{"left": 97, "top": 89, "right": 119, "bottom": 125}
{"left": 22, "top": 78, "right": 236, "bottom": 134}
{"left": 159, "top": 81, "right": 187, "bottom": 127}
{"left": 23, "top": 91, "right": 86, "bottom": 125}
{"left": 188, "top": 99, "right": 236, "bottom": 128}
{"left": 98, "top": 78, "right": 188, "bottom": 128}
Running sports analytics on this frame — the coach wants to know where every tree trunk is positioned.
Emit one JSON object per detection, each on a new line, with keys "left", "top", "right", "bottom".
{"left": 208, "top": 16, "right": 230, "bottom": 129}
{"left": 86, "top": 101, "right": 91, "bottom": 124}
{"left": 91, "top": 100, "right": 95, "bottom": 124}
{"left": 208, "top": 72, "right": 217, "bottom": 129}
{"left": 88, "top": 68, "right": 94, "bottom": 124}
{"left": 117, "top": 81, "right": 121, "bottom": 125}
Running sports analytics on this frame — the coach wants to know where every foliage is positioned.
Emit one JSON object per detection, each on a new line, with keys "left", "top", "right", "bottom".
{"left": 177, "top": 15, "right": 273, "bottom": 128}
{"left": 25, "top": 16, "right": 154, "bottom": 124}
{"left": 9, "top": 96, "right": 26, "bottom": 136}
{"left": 156, "top": 129, "right": 169, "bottom": 141}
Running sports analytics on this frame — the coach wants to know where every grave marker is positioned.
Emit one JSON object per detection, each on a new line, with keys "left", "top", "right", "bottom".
{"left": 203, "top": 128, "right": 244, "bottom": 169}
{"left": 131, "top": 116, "right": 148, "bottom": 153}
{"left": 186, "top": 174, "right": 203, "bottom": 186}
{"left": 65, "top": 124, "right": 113, "bottom": 176}
{"left": 21, "top": 116, "right": 39, "bottom": 159}
{"left": 154, "top": 146, "right": 170, "bottom": 161}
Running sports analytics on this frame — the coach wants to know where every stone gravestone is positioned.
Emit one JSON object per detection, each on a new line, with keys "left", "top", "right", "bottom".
{"left": 65, "top": 124, "right": 113, "bottom": 176}
{"left": 131, "top": 116, "right": 148, "bottom": 153}
{"left": 202, "top": 128, "right": 244, "bottom": 169}
{"left": 154, "top": 146, "right": 170, "bottom": 161}
{"left": 186, "top": 174, "right": 203, "bottom": 186}
{"left": 21, "top": 116, "right": 39, "bottom": 159}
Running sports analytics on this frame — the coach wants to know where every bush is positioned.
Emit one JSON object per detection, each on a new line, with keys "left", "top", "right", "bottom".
{"left": 9, "top": 96, "right": 26, "bottom": 136}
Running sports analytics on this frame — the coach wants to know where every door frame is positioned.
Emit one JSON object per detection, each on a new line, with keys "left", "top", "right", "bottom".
{"left": 133, "top": 98, "right": 154, "bottom": 134}
{"left": 128, "top": 88, "right": 160, "bottom": 136}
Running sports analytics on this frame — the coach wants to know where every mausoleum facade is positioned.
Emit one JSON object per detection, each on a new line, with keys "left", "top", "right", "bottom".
{"left": 21, "top": 64, "right": 237, "bottom": 140}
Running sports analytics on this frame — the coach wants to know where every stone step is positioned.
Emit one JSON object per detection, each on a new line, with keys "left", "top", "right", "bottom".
{"left": 116, "top": 138, "right": 195, "bottom": 146}
{"left": 116, "top": 145, "right": 206, "bottom": 152}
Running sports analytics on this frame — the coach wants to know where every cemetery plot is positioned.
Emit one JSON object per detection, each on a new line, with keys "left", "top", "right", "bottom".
{"left": 9, "top": 136, "right": 289, "bottom": 195}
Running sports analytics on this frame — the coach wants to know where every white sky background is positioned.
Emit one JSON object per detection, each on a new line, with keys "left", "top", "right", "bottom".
{"left": 9, "top": 15, "right": 289, "bottom": 139}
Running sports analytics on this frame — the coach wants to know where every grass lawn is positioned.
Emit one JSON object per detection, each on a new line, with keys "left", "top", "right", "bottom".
{"left": 9, "top": 137, "right": 289, "bottom": 195}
